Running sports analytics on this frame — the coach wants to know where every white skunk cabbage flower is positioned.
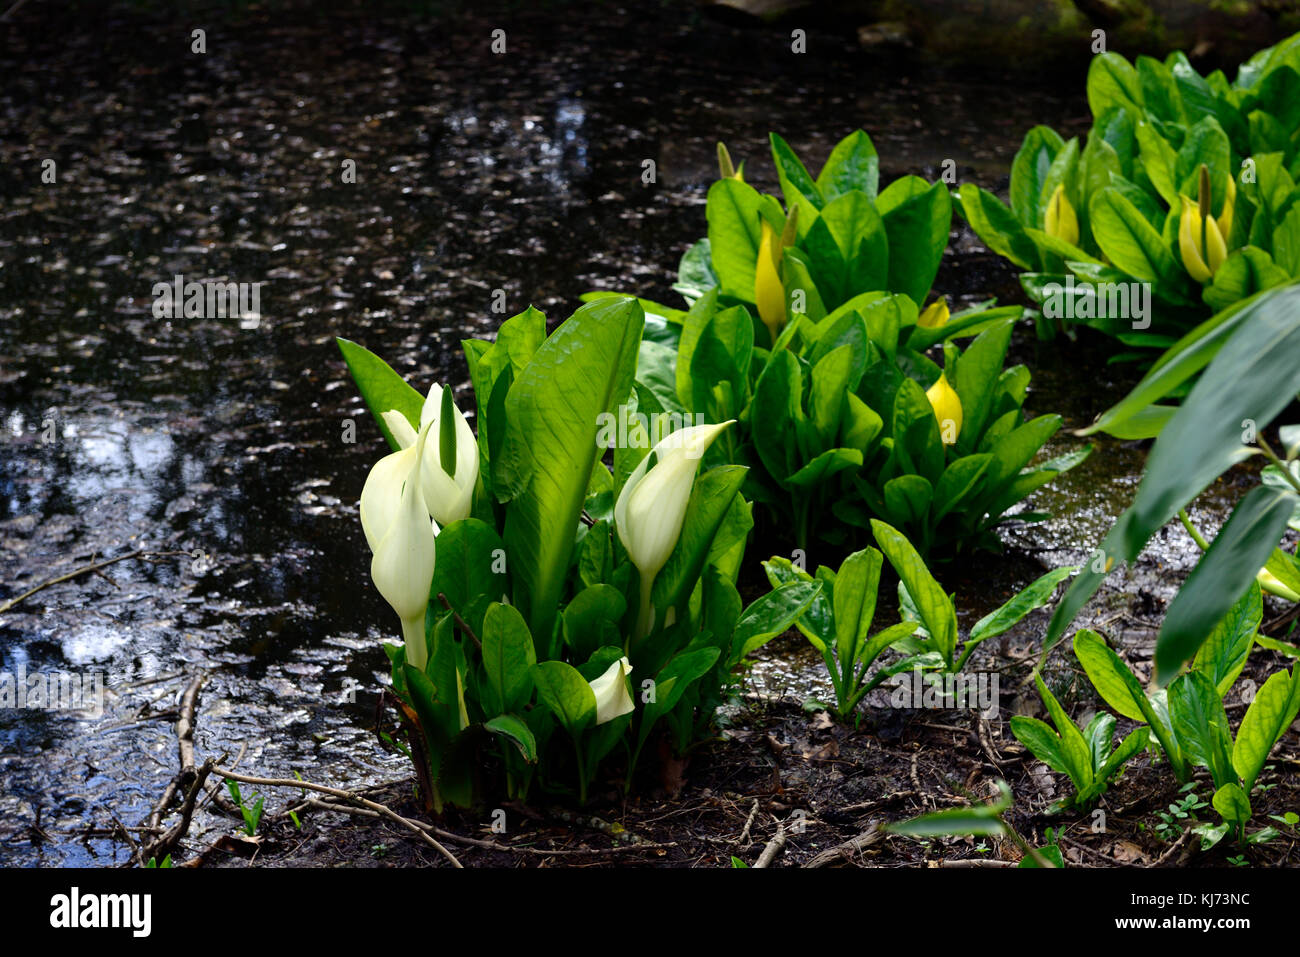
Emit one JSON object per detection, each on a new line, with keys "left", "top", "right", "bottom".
{"left": 589, "top": 657, "right": 635, "bottom": 725}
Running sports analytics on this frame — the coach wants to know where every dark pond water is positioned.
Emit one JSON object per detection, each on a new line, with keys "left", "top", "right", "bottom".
{"left": 0, "top": 2, "right": 1247, "bottom": 865}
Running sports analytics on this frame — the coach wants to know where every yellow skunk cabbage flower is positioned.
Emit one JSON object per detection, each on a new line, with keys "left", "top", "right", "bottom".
{"left": 616, "top": 420, "right": 734, "bottom": 638}
{"left": 589, "top": 657, "right": 635, "bottom": 725}
{"left": 755, "top": 219, "right": 787, "bottom": 343}
{"left": 925, "top": 373, "right": 962, "bottom": 445}
{"left": 1045, "top": 185, "right": 1079, "bottom": 246}
{"left": 917, "top": 297, "right": 950, "bottom": 329}
{"left": 1218, "top": 171, "right": 1236, "bottom": 238}
{"left": 717, "top": 142, "right": 744, "bottom": 182}
{"left": 1179, "top": 165, "right": 1229, "bottom": 283}
{"left": 365, "top": 419, "right": 438, "bottom": 670}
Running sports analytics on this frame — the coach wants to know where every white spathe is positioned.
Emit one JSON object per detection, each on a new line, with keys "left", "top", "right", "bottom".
{"left": 589, "top": 656, "right": 635, "bottom": 725}
{"left": 374, "top": 385, "right": 479, "bottom": 526}
{"left": 615, "top": 420, "right": 733, "bottom": 637}
{"left": 367, "top": 419, "right": 438, "bottom": 670}
{"left": 615, "top": 420, "right": 734, "bottom": 581}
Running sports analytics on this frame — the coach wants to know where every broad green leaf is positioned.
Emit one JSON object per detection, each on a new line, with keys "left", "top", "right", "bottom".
{"left": 1034, "top": 673, "right": 1093, "bottom": 787}
{"left": 482, "top": 602, "right": 537, "bottom": 715}
{"left": 877, "top": 176, "right": 951, "bottom": 307}
{"left": 1087, "top": 52, "right": 1142, "bottom": 118}
{"left": 1010, "top": 715, "right": 1073, "bottom": 779}
{"left": 1158, "top": 485, "right": 1298, "bottom": 683}
{"left": 429, "top": 519, "right": 507, "bottom": 635}
{"left": 956, "top": 184, "right": 1040, "bottom": 271}
{"left": 1212, "top": 783, "right": 1252, "bottom": 829}
{"left": 816, "top": 129, "right": 879, "bottom": 201}
{"left": 969, "top": 566, "right": 1076, "bottom": 644}
{"left": 502, "top": 297, "right": 643, "bottom": 640}
{"left": 706, "top": 178, "right": 764, "bottom": 300}
{"left": 1192, "top": 583, "right": 1262, "bottom": 698}
{"left": 1010, "top": 126, "right": 1065, "bottom": 226}
{"left": 1088, "top": 186, "right": 1176, "bottom": 283}
{"left": 731, "top": 580, "right": 823, "bottom": 662}
{"left": 484, "top": 713, "right": 538, "bottom": 762}
{"left": 871, "top": 520, "right": 957, "bottom": 665}
{"left": 1233, "top": 666, "right": 1300, "bottom": 790}
{"left": 1168, "top": 671, "right": 1237, "bottom": 789}
{"left": 337, "top": 337, "right": 426, "bottom": 452}
{"left": 532, "top": 660, "right": 597, "bottom": 735}
{"left": 652, "top": 465, "right": 749, "bottom": 617}
{"left": 821, "top": 189, "right": 889, "bottom": 297}
{"left": 770, "top": 132, "right": 825, "bottom": 213}
{"left": 832, "top": 548, "right": 883, "bottom": 665}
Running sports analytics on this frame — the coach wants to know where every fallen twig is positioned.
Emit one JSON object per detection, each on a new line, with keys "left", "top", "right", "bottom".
{"left": 753, "top": 822, "right": 786, "bottom": 868}
{"left": 213, "top": 767, "right": 462, "bottom": 867}
{"left": 0, "top": 549, "right": 191, "bottom": 615}
{"left": 736, "top": 799, "right": 759, "bottom": 846}
{"left": 804, "top": 825, "right": 882, "bottom": 868}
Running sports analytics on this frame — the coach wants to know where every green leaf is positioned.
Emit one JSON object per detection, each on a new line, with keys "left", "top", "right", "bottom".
{"left": 770, "top": 132, "right": 824, "bottom": 213}
{"left": 870, "top": 520, "right": 957, "bottom": 665}
{"left": 821, "top": 189, "right": 889, "bottom": 298}
{"left": 1193, "top": 583, "right": 1262, "bottom": 698}
{"left": 1049, "top": 285, "right": 1300, "bottom": 653}
{"left": 1034, "top": 673, "right": 1093, "bottom": 788}
{"left": 1088, "top": 186, "right": 1176, "bottom": 284}
{"left": 429, "top": 519, "right": 507, "bottom": 634}
{"left": 1010, "top": 715, "right": 1072, "bottom": 778}
{"left": 1010, "top": 126, "right": 1065, "bottom": 226}
{"left": 751, "top": 348, "right": 802, "bottom": 483}
{"left": 816, "top": 129, "right": 879, "bottom": 201}
{"left": 968, "top": 566, "right": 1076, "bottom": 644}
{"left": 532, "top": 661, "right": 597, "bottom": 736}
{"left": 706, "top": 178, "right": 764, "bottom": 300}
{"left": 731, "top": 580, "right": 823, "bottom": 662}
{"left": 652, "top": 465, "right": 749, "bottom": 619}
{"left": 337, "top": 338, "right": 426, "bottom": 452}
{"left": 484, "top": 713, "right": 538, "bottom": 763}
{"left": 1073, "top": 629, "right": 1186, "bottom": 779}
{"left": 1087, "top": 52, "right": 1142, "bottom": 118}
{"left": 563, "top": 584, "right": 628, "bottom": 661}
{"left": 502, "top": 297, "right": 644, "bottom": 640}
{"left": 1158, "top": 485, "right": 1298, "bottom": 683}
{"left": 877, "top": 176, "right": 951, "bottom": 307}
{"left": 1233, "top": 666, "right": 1300, "bottom": 790}
{"left": 832, "top": 548, "right": 883, "bottom": 667}
{"left": 1097, "top": 726, "right": 1150, "bottom": 784}
{"left": 956, "top": 184, "right": 1040, "bottom": 270}
{"left": 1169, "top": 671, "right": 1237, "bottom": 790}
{"left": 674, "top": 239, "right": 720, "bottom": 302}
{"left": 1212, "top": 783, "right": 1252, "bottom": 829}
{"left": 887, "top": 781, "right": 1012, "bottom": 837}
{"left": 481, "top": 602, "right": 537, "bottom": 715}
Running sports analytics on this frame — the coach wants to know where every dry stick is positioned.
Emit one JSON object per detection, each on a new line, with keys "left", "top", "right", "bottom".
{"left": 0, "top": 549, "right": 191, "bottom": 615}
{"left": 145, "top": 673, "right": 206, "bottom": 835}
{"left": 753, "top": 822, "right": 787, "bottom": 869}
{"left": 935, "top": 858, "right": 1018, "bottom": 868}
{"left": 213, "top": 767, "right": 462, "bottom": 868}
{"left": 736, "top": 799, "right": 759, "bottom": 846}
{"left": 140, "top": 758, "right": 217, "bottom": 866}
{"left": 1151, "top": 827, "right": 1197, "bottom": 867}
{"left": 804, "top": 825, "right": 882, "bottom": 868}
{"left": 299, "top": 798, "right": 676, "bottom": 856}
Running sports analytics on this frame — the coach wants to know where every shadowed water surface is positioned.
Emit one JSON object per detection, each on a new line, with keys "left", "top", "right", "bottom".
{"left": 0, "top": 2, "right": 1243, "bottom": 864}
